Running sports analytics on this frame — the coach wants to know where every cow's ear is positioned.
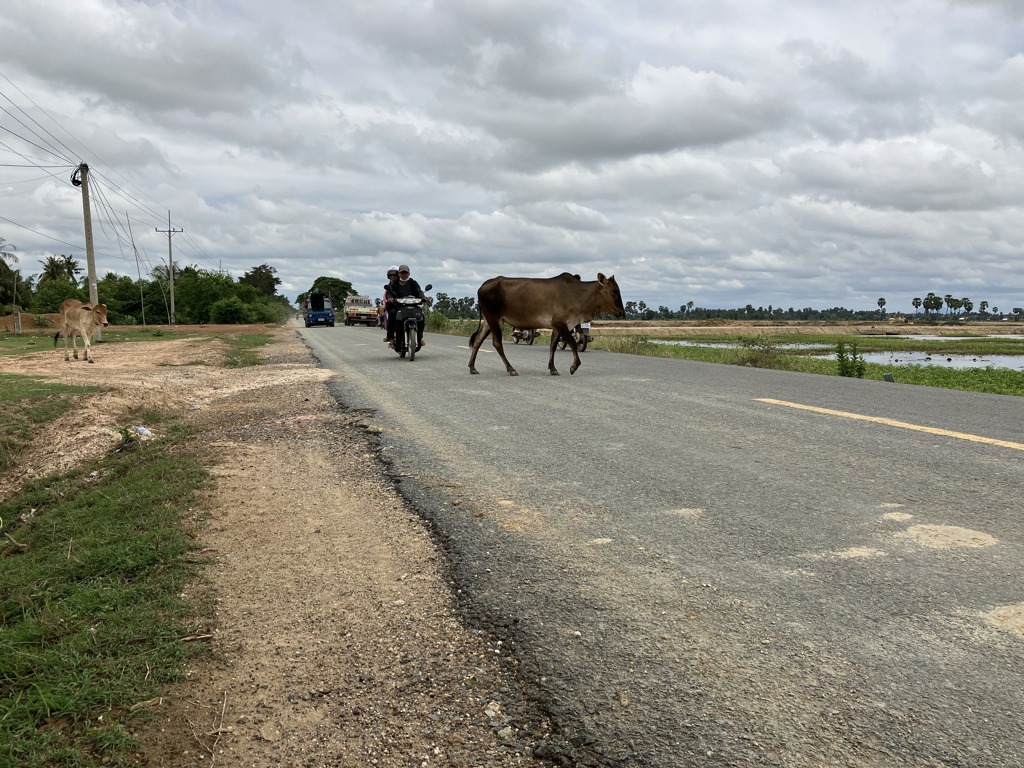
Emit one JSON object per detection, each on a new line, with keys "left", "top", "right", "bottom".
{"left": 597, "top": 273, "right": 607, "bottom": 283}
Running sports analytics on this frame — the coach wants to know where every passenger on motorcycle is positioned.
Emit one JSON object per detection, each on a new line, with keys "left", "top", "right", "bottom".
{"left": 381, "top": 266, "right": 398, "bottom": 338}
{"left": 384, "top": 264, "right": 429, "bottom": 349}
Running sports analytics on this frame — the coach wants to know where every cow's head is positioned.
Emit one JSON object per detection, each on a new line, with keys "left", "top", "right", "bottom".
{"left": 596, "top": 274, "right": 625, "bottom": 318}
{"left": 94, "top": 303, "right": 110, "bottom": 326}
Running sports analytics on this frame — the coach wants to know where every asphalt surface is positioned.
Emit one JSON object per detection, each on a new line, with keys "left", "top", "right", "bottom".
{"left": 300, "top": 325, "right": 1024, "bottom": 768}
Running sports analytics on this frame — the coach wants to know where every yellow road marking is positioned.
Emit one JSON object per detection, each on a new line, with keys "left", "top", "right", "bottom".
{"left": 756, "top": 398, "right": 1024, "bottom": 452}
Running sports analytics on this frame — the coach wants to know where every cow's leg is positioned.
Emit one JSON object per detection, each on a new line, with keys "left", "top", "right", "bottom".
{"left": 60, "top": 326, "right": 73, "bottom": 361}
{"left": 549, "top": 324, "right": 581, "bottom": 375}
{"left": 468, "top": 325, "right": 492, "bottom": 374}
{"left": 83, "top": 334, "right": 94, "bottom": 363}
{"left": 489, "top": 324, "right": 518, "bottom": 376}
{"left": 547, "top": 324, "right": 574, "bottom": 375}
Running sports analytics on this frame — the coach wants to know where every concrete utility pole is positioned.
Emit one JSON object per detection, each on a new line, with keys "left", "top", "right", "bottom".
{"left": 156, "top": 211, "right": 183, "bottom": 324}
{"left": 74, "top": 163, "right": 100, "bottom": 338}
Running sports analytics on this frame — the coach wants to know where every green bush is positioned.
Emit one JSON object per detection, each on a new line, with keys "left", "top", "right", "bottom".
{"left": 209, "top": 296, "right": 253, "bottom": 324}
{"left": 836, "top": 339, "right": 866, "bottom": 378}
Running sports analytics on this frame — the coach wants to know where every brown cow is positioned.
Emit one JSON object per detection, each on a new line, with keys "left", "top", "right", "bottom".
{"left": 468, "top": 272, "right": 625, "bottom": 376}
{"left": 53, "top": 299, "right": 109, "bottom": 363}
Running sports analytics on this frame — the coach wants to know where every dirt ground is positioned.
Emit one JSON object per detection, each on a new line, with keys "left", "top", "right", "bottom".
{"left": 2, "top": 322, "right": 553, "bottom": 768}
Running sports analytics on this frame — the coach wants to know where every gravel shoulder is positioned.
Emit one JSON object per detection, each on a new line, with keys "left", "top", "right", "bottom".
{"left": 3, "top": 325, "right": 553, "bottom": 767}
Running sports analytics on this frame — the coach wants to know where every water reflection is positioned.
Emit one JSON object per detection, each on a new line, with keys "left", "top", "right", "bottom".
{"left": 654, "top": 338, "right": 1024, "bottom": 371}
{"left": 838, "top": 351, "right": 1024, "bottom": 372}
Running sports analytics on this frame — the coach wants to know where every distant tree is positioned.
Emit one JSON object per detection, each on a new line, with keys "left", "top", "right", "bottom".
{"left": 61, "top": 254, "right": 82, "bottom": 282}
{"left": 979, "top": 301, "right": 988, "bottom": 316}
{"left": 0, "top": 238, "right": 20, "bottom": 310}
{"left": 944, "top": 294, "right": 954, "bottom": 314}
{"left": 30, "top": 277, "right": 84, "bottom": 313}
{"left": 239, "top": 263, "right": 281, "bottom": 297}
{"left": 912, "top": 297, "right": 922, "bottom": 315}
{"left": 210, "top": 295, "right": 253, "bottom": 324}
{"left": 961, "top": 298, "right": 973, "bottom": 317}
{"left": 877, "top": 297, "right": 886, "bottom": 318}
{"left": 306, "top": 277, "right": 355, "bottom": 303}
{"left": 0, "top": 238, "right": 15, "bottom": 268}
{"left": 38, "top": 256, "right": 65, "bottom": 284}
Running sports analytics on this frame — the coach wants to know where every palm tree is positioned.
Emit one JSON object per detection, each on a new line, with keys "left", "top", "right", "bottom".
{"left": 912, "top": 297, "right": 922, "bottom": 315}
{"left": 38, "top": 255, "right": 67, "bottom": 284}
{"left": 877, "top": 297, "right": 886, "bottom": 318}
{"left": 1, "top": 238, "right": 21, "bottom": 331}
{"left": 60, "top": 254, "right": 82, "bottom": 282}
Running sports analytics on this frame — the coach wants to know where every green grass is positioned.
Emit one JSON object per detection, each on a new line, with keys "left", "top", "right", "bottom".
{"left": 439, "top": 326, "right": 1024, "bottom": 396}
{"left": 0, "top": 428, "right": 213, "bottom": 768}
{"left": 0, "top": 325, "right": 283, "bottom": 766}
{"left": 0, "top": 328, "right": 196, "bottom": 356}
{"left": 0, "top": 374, "right": 106, "bottom": 473}
{"left": 220, "top": 332, "right": 274, "bottom": 367}
{"left": 587, "top": 334, "right": 1024, "bottom": 395}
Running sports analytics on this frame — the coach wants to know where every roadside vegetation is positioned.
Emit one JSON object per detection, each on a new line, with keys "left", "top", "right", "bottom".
{"left": 592, "top": 334, "right": 1024, "bottom": 396}
{"left": 0, "top": 330, "right": 276, "bottom": 767}
{"left": 427, "top": 316, "right": 1024, "bottom": 397}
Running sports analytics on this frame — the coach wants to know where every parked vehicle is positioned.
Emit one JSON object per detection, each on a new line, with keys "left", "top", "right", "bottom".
{"left": 557, "top": 322, "right": 590, "bottom": 352}
{"left": 391, "top": 284, "right": 432, "bottom": 361}
{"left": 303, "top": 294, "right": 335, "bottom": 327}
{"left": 344, "top": 295, "right": 377, "bottom": 326}
{"left": 511, "top": 327, "right": 538, "bottom": 344}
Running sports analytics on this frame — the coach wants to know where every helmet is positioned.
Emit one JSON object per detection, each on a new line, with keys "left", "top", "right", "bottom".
{"left": 398, "top": 264, "right": 411, "bottom": 274}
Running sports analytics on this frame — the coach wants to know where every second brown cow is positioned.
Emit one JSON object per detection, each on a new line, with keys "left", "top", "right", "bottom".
{"left": 468, "top": 272, "right": 625, "bottom": 376}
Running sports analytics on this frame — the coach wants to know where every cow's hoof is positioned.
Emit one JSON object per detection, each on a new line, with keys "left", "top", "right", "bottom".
{"left": 508, "top": 370, "right": 519, "bottom": 376}
{"left": 549, "top": 369, "right": 560, "bottom": 376}
{"left": 470, "top": 369, "right": 479, "bottom": 375}
{"left": 570, "top": 364, "right": 579, "bottom": 375}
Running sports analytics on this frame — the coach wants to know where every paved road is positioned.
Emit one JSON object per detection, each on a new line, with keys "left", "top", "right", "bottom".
{"left": 301, "top": 325, "right": 1024, "bottom": 768}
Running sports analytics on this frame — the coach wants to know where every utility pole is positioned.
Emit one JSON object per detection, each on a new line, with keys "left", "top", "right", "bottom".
{"left": 156, "top": 211, "right": 183, "bottom": 324}
{"left": 73, "top": 163, "right": 100, "bottom": 338}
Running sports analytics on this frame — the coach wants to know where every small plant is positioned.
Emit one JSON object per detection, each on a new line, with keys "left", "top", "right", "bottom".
{"left": 32, "top": 315, "right": 51, "bottom": 327}
{"left": 733, "top": 337, "right": 781, "bottom": 368}
{"left": 836, "top": 339, "right": 866, "bottom": 378}
{"left": 425, "top": 309, "right": 450, "bottom": 331}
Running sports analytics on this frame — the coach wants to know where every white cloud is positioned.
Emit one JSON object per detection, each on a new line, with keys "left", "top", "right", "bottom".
{"left": 1, "top": 0, "right": 1024, "bottom": 312}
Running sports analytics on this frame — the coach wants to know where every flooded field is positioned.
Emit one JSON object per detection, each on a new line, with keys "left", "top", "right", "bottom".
{"left": 653, "top": 336, "right": 1024, "bottom": 372}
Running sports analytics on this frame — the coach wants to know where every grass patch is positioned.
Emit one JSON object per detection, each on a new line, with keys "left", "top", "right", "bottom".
{"left": 0, "top": 374, "right": 106, "bottom": 473}
{"left": 0, "top": 428, "right": 214, "bottom": 768}
{"left": 219, "top": 332, "right": 274, "bottom": 368}
{"left": 580, "top": 334, "right": 1024, "bottom": 396}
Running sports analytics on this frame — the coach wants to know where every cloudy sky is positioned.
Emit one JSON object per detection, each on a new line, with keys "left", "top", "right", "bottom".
{"left": 2, "top": 0, "right": 1023, "bottom": 313}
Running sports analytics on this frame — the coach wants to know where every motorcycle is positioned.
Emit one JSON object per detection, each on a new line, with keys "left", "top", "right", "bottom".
{"left": 511, "top": 327, "right": 538, "bottom": 344}
{"left": 390, "top": 284, "right": 432, "bottom": 361}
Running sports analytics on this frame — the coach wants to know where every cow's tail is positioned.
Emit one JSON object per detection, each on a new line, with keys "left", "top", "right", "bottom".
{"left": 54, "top": 331, "right": 62, "bottom": 347}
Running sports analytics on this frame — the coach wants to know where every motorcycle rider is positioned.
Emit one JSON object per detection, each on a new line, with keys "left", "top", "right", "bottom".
{"left": 384, "top": 264, "right": 429, "bottom": 349}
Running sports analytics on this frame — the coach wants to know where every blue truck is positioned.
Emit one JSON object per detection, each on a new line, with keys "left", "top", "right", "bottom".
{"left": 303, "top": 293, "right": 335, "bottom": 327}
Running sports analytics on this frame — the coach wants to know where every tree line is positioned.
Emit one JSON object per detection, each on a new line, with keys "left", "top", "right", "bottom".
{"left": 0, "top": 243, "right": 292, "bottom": 325}
{"left": 433, "top": 292, "right": 1023, "bottom": 322}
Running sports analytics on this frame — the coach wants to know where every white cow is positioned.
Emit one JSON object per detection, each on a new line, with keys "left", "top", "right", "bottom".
{"left": 54, "top": 299, "right": 109, "bottom": 363}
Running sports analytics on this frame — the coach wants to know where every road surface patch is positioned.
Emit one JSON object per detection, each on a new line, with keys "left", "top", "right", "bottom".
{"left": 756, "top": 398, "right": 1024, "bottom": 451}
